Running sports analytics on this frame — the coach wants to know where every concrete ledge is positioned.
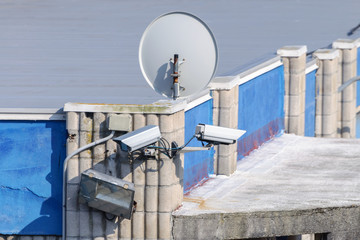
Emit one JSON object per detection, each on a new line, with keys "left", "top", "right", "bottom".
{"left": 313, "top": 49, "right": 339, "bottom": 60}
{"left": 173, "top": 134, "right": 360, "bottom": 239}
{"left": 64, "top": 101, "right": 186, "bottom": 114}
{"left": 356, "top": 38, "right": 360, "bottom": 48}
{"left": 333, "top": 39, "right": 358, "bottom": 49}
{"left": 210, "top": 56, "right": 282, "bottom": 90}
{"left": 0, "top": 108, "right": 65, "bottom": 120}
{"left": 305, "top": 58, "right": 318, "bottom": 74}
{"left": 277, "top": 45, "right": 307, "bottom": 57}
{"left": 173, "top": 206, "right": 360, "bottom": 239}
{"left": 64, "top": 91, "right": 212, "bottom": 114}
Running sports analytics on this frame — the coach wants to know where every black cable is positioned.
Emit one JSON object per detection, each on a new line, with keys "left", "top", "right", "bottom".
{"left": 104, "top": 212, "right": 116, "bottom": 221}
{"left": 348, "top": 23, "right": 360, "bottom": 36}
{"left": 147, "top": 134, "right": 198, "bottom": 159}
{"left": 181, "top": 135, "right": 196, "bottom": 149}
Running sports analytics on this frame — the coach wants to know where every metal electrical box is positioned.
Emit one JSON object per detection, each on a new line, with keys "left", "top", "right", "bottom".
{"left": 79, "top": 169, "right": 135, "bottom": 219}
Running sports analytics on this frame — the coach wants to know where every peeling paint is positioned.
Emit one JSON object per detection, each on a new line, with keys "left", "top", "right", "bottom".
{"left": 0, "top": 186, "right": 46, "bottom": 199}
{"left": 0, "top": 120, "right": 66, "bottom": 235}
{"left": 237, "top": 118, "right": 284, "bottom": 159}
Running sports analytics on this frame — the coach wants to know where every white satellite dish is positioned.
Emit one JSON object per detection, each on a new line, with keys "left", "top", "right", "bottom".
{"left": 139, "top": 12, "right": 218, "bottom": 100}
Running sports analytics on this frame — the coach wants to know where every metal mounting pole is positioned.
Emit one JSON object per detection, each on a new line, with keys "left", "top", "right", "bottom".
{"left": 173, "top": 54, "right": 180, "bottom": 99}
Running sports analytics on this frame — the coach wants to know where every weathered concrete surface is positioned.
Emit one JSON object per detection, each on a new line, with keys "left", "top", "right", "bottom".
{"left": 172, "top": 134, "right": 360, "bottom": 239}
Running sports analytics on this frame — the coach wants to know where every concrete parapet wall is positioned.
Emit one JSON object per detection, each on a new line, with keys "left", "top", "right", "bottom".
{"left": 172, "top": 205, "right": 360, "bottom": 239}
{"left": 65, "top": 108, "right": 185, "bottom": 240}
{"left": 211, "top": 57, "right": 284, "bottom": 176}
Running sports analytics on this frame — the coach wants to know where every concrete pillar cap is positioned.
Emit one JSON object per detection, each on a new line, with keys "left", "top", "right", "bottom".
{"left": 332, "top": 39, "right": 358, "bottom": 49}
{"left": 313, "top": 49, "right": 339, "bottom": 60}
{"left": 277, "top": 45, "right": 307, "bottom": 57}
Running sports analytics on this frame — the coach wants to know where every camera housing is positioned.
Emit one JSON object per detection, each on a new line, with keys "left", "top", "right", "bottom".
{"left": 113, "top": 125, "right": 161, "bottom": 152}
{"left": 195, "top": 124, "right": 246, "bottom": 145}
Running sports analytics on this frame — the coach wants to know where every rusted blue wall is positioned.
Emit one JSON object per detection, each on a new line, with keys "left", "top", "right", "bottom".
{"left": 0, "top": 120, "right": 66, "bottom": 235}
{"left": 305, "top": 70, "right": 316, "bottom": 137}
{"left": 184, "top": 100, "right": 214, "bottom": 193}
{"left": 237, "top": 66, "right": 285, "bottom": 159}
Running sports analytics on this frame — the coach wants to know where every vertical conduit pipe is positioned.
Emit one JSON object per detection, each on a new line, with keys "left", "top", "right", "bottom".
{"left": 62, "top": 131, "right": 115, "bottom": 239}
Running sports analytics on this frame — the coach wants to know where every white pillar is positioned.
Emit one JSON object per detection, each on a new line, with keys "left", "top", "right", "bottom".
{"left": 313, "top": 49, "right": 340, "bottom": 138}
{"left": 333, "top": 39, "right": 358, "bottom": 138}
{"left": 277, "top": 46, "right": 307, "bottom": 135}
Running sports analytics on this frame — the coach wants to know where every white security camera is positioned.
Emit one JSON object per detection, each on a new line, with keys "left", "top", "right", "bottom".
{"left": 195, "top": 124, "right": 246, "bottom": 145}
{"left": 113, "top": 125, "right": 161, "bottom": 152}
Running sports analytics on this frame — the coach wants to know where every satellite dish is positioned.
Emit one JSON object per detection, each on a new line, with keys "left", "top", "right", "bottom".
{"left": 139, "top": 12, "right": 218, "bottom": 100}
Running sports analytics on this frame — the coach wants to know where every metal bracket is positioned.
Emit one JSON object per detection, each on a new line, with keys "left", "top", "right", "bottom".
{"left": 170, "top": 59, "right": 185, "bottom": 65}
{"left": 178, "top": 146, "right": 212, "bottom": 153}
{"left": 170, "top": 54, "right": 186, "bottom": 100}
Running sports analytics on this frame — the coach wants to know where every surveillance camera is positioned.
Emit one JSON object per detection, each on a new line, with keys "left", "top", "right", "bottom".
{"left": 113, "top": 125, "right": 161, "bottom": 152}
{"left": 195, "top": 124, "right": 246, "bottom": 145}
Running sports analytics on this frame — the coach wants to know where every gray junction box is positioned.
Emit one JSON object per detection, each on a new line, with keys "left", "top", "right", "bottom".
{"left": 79, "top": 169, "right": 135, "bottom": 219}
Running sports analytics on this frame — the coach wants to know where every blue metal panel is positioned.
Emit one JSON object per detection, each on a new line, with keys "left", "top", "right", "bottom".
{"left": 0, "top": 120, "right": 67, "bottom": 235}
{"left": 357, "top": 47, "right": 360, "bottom": 106}
{"left": 305, "top": 70, "right": 316, "bottom": 137}
{"left": 184, "top": 100, "right": 214, "bottom": 193}
{"left": 237, "top": 66, "right": 285, "bottom": 159}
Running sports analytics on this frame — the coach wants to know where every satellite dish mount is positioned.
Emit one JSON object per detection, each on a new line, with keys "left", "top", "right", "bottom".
{"left": 170, "top": 54, "right": 185, "bottom": 99}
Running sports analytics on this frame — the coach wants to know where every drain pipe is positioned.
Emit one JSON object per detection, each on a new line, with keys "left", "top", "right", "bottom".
{"left": 62, "top": 130, "right": 115, "bottom": 239}
{"left": 338, "top": 76, "right": 360, "bottom": 93}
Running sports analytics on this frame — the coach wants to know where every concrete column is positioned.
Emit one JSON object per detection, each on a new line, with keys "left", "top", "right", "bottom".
{"left": 65, "top": 112, "right": 80, "bottom": 239}
{"left": 158, "top": 110, "right": 184, "bottom": 239}
{"left": 277, "top": 46, "right": 307, "bottom": 135}
{"left": 131, "top": 113, "right": 146, "bottom": 240}
{"left": 104, "top": 113, "right": 120, "bottom": 240}
{"left": 333, "top": 39, "right": 358, "bottom": 138}
{"left": 91, "top": 112, "right": 107, "bottom": 240}
{"left": 145, "top": 114, "right": 159, "bottom": 239}
{"left": 212, "top": 86, "right": 239, "bottom": 176}
{"left": 301, "top": 234, "right": 315, "bottom": 240}
{"left": 212, "top": 90, "right": 220, "bottom": 174}
{"left": 313, "top": 49, "right": 340, "bottom": 138}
